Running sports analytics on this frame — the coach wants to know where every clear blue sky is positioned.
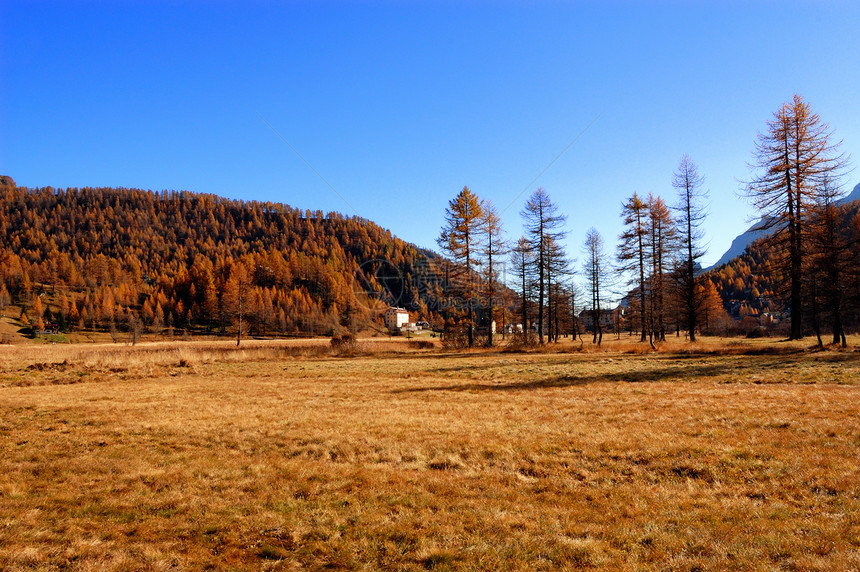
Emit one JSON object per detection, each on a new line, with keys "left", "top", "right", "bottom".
{"left": 2, "top": 0, "right": 858, "bottom": 275}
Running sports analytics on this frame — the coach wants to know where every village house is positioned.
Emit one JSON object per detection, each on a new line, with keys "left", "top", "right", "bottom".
{"left": 504, "top": 323, "right": 524, "bottom": 334}
{"left": 578, "top": 307, "right": 626, "bottom": 333}
{"left": 384, "top": 307, "right": 409, "bottom": 331}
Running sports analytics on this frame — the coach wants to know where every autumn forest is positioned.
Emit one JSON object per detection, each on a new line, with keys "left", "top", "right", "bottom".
{"left": 1, "top": 96, "right": 859, "bottom": 347}
{"left": 0, "top": 180, "right": 456, "bottom": 341}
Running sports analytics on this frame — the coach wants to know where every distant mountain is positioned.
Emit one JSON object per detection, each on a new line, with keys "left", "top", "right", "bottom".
{"left": 704, "top": 189, "right": 860, "bottom": 326}
{"left": 706, "top": 182, "right": 860, "bottom": 271}
{"left": 706, "top": 220, "right": 772, "bottom": 272}
{"left": 837, "top": 182, "right": 860, "bottom": 205}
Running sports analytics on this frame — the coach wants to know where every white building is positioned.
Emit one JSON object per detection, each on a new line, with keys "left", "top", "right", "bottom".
{"left": 385, "top": 307, "right": 409, "bottom": 330}
{"left": 504, "top": 323, "right": 524, "bottom": 334}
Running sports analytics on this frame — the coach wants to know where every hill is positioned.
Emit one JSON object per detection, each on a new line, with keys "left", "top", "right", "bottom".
{"left": 705, "top": 192, "right": 860, "bottom": 333}
{"left": 0, "top": 183, "right": 458, "bottom": 339}
{"left": 706, "top": 182, "right": 860, "bottom": 271}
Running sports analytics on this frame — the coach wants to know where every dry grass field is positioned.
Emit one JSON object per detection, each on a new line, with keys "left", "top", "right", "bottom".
{"left": 1, "top": 337, "right": 858, "bottom": 571}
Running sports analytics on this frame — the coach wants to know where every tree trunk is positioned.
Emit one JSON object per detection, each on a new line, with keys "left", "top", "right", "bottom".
{"left": 487, "top": 247, "right": 494, "bottom": 347}
{"left": 810, "top": 277, "right": 823, "bottom": 348}
{"left": 686, "top": 214, "right": 697, "bottom": 342}
{"left": 466, "top": 239, "right": 474, "bottom": 348}
{"left": 521, "top": 254, "right": 528, "bottom": 340}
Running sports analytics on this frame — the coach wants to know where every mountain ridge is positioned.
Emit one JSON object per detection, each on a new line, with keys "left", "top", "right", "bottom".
{"left": 706, "top": 182, "right": 860, "bottom": 271}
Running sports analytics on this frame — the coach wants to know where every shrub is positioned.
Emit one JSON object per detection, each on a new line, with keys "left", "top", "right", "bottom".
{"left": 440, "top": 328, "right": 470, "bottom": 350}
{"left": 330, "top": 333, "right": 358, "bottom": 354}
{"left": 502, "top": 332, "right": 538, "bottom": 351}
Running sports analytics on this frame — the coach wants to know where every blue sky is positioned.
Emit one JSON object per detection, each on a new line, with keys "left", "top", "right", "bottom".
{"left": 2, "top": 0, "right": 858, "bottom": 274}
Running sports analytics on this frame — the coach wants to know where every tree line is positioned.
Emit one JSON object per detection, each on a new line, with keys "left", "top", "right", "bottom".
{"left": 1, "top": 95, "right": 855, "bottom": 346}
{"left": 435, "top": 159, "right": 718, "bottom": 347}
{"left": 436, "top": 94, "right": 855, "bottom": 346}
{"left": 0, "top": 184, "right": 455, "bottom": 342}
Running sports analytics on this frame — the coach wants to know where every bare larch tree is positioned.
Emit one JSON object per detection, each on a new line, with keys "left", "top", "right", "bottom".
{"left": 673, "top": 154, "right": 708, "bottom": 342}
{"left": 521, "top": 188, "right": 567, "bottom": 344}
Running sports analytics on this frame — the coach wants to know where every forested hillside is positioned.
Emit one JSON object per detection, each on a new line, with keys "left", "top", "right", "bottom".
{"left": 0, "top": 179, "right": 453, "bottom": 338}
{"left": 705, "top": 239, "right": 784, "bottom": 322}
{"left": 706, "top": 198, "right": 860, "bottom": 336}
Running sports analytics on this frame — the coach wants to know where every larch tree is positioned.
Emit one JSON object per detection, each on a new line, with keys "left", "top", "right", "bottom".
{"left": 495, "top": 285, "right": 515, "bottom": 341}
{"left": 0, "top": 282, "right": 11, "bottom": 311}
{"left": 808, "top": 175, "right": 854, "bottom": 346}
{"left": 511, "top": 236, "right": 534, "bottom": 339}
{"left": 222, "top": 262, "right": 251, "bottom": 346}
{"left": 32, "top": 296, "right": 45, "bottom": 326}
{"left": 437, "top": 186, "right": 485, "bottom": 348}
{"left": 479, "top": 201, "right": 507, "bottom": 347}
{"left": 521, "top": 188, "right": 567, "bottom": 344}
{"left": 33, "top": 296, "right": 45, "bottom": 331}
{"left": 568, "top": 279, "right": 583, "bottom": 341}
{"left": 646, "top": 194, "right": 675, "bottom": 342}
{"left": 617, "top": 193, "right": 649, "bottom": 342}
{"left": 697, "top": 279, "right": 730, "bottom": 335}
{"left": 545, "top": 235, "right": 571, "bottom": 343}
{"left": 744, "top": 94, "right": 847, "bottom": 340}
{"left": 582, "top": 228, "right": 608, "bottom": 346}
{"left": 673, "top": 154, "right": 707, "bottom": 342}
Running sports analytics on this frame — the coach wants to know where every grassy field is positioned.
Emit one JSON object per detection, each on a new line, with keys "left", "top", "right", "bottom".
{"left": 1, "top": 337, "right": 858, "bottom": 571}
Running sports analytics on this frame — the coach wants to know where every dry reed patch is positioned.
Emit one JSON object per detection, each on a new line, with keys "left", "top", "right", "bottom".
{"left": 0, "top": 346, "right": 858, "bottom": 570}
{"left": 0, "top": 337, "right": 441, "bottom": 389}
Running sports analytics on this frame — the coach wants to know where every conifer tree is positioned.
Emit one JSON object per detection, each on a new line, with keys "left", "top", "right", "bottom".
{"left": 617, "top": 193, "right": 649, "bottom": 342}
{"left": 479, "top": 201, "right": 507, "bottom": 346}
{"left": 744, "top": 95, "right": 847, "bottom": 339}
{"left": 511, "top": 236, "right": 534, "bottom": 340}
{"left": 521, "top": 188, "right": 566, "bottom": 344}
{"left": 808, "top": 175, "right": 854, "bottom": 346}
{"left": 583, "top": 228, "right": 608, "bottom": 345}
{"left": 32, "top": 296, "right": 44, "bottom": 325}
{"left": 646, "top": 194, "right": 675, "bottom": 342}
{"left": 673, "top": 154, "right": 707, "bottom": 341}
{"left": 697, "top": 279, "right": 730, "bottom": 335}
{"left": 222, "top": 262, "right": 251, "bottom": 346}
{"left": 0, "top": 282, "right": 10, "bottom": 311}
{"left": 545, "top": 236, "right": 571, "bottom": 342}
{"left": 437, "top": 187, "right": 485, "bottom": 347}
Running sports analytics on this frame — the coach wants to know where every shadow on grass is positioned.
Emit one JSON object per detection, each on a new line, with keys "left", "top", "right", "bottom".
{"left": 393, "top": 363, "right": 742, "bottom": 393}
{"left": 396, "top": 348, "right": 860, "bottom": 376}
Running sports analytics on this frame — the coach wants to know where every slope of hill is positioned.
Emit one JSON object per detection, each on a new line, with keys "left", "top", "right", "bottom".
{"left": 706, "top": 182, "right": 860, "bottom": 271}
{"left": 0, "top": 183, "right": 457, "bottom": 337}
{"left": 707, "top": 220, "right": 772, "bottom": 271}
{"left": 705, "top": 192, "right": 860, "bottom": 329}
